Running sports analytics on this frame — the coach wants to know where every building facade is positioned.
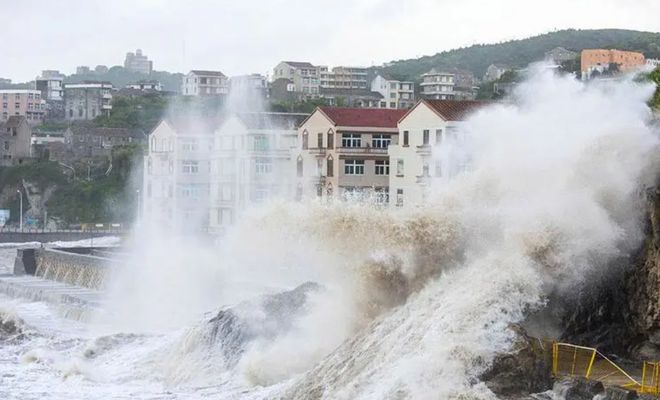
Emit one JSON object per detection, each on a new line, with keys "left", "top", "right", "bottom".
{"left": 208, "top": 112, "right": 307, "bottom": 232}
{"left": 63, "top": 82, "right": 113, "bottom": 121}
{"left": 272, "top": 61, "right": 321, "bottom": 98}
{"left": 420, "top": 69, "right": 455, "bottom": 100}
{"left": 126, "top": 80, "right": 162, "bottom": 91}
{"left": 483, "top": 64, "right": 511, "bottom": 82}
{"left": 389, "top": 100, "right": 486, "bottom": 207}
{"left": 545, "top": 47, "right": 578, "bottom": 64}
{"left": 580, "top": 49, "right": 646, "bottom": 79}
{"left": 371, "top": 74, "right": 415, "bottom": 109}
{"left": 295, "top": 107, "right": 407, "bottom": 203}
{"left": 320, "top": 66, "right": 369, "bottom": 89}
{"left": 0, "top": 90, "right": 46, "bottom": 124}
{"left": 62, "top": 126, "right": 146, "bottom": 161}
{"left": 124, "top": 49, "right": 153, "bottom": 74}
{"left": 181, "top": 70, "right": 228, "bottom": 96}
{"left": 0, "top": 116, "right": 31, "bottom": 166}
{"left": 142, "top": 119, "right": 217, "bottom": 230}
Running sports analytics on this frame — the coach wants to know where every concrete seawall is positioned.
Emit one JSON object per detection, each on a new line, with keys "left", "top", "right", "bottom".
{"left": 0, "top": 231, "right": 124, "bottom": 243}
{"left": 15, "top": 248, "right": 112, "bottom": 290}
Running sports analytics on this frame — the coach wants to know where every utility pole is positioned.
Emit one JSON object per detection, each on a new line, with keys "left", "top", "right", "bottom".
{"left": 16, "top": 189, "right": 22, "bottom": 231}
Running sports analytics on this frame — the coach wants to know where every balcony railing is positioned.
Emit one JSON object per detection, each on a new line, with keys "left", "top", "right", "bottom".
{"left": 336, "top": 147, "right": 388, "bottom": 155}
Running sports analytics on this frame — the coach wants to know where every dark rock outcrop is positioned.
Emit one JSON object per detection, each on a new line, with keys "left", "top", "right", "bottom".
{"left": 481, "top": 326, "right": 553, "bottom": 398}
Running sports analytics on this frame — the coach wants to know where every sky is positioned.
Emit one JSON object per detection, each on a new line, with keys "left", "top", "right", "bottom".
{"left": 2, "top": 0, "right": 660, "bottom": 82}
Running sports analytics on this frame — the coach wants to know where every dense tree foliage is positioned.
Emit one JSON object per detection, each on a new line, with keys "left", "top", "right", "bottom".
{"left": 65, "top": 66, "right": 183, "bottom": 92}
{"left": 94, "top": 94, "right": 168, "bottom": 132}
{"left": 379, "top": 29, "right": 660, "bottom": 82}
{"left": 650, "top": 69, "right": 660, "bottom": 109}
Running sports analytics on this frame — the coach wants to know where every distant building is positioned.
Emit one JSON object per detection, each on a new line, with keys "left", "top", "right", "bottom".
{"left": 228, "top": 74, "right": 269, "bottom": 109}
{"left": 124, "top": 49, "right": 153, "bottom": 74}
{"left": 76, "top": 66, "right": 91, "bottom": 75}
{"left": 95, "top": 65, "right": 109, "bottom": 74}
{"left": 208, "top": 112, "right": 308, "bottom": 232}
{"left": 580, "top": 49, "right": 646, "bottom": 79}
{"left": 0, "top": 116, "right": 32, "bottom": 166}
{"left": 40, "top": 70, "right": 64, "bottom": 79}
{"left": 181, "top": 70, "right": 228, "bottom": 96}
{"left": 126, "top": 80, "right": 162, "bottom": 91}
{"left": 35, "top": 73, "right": 65, "bottom": 120}
{"left": 0, "top": 90, "right": 46, "bottom": 124}
{"left": 272, "top": 61, "right": 321, "bottom": 98}
{"left": 295, "top": 107, "right": 407, "bottom": 203}
{"left": 371, "top": 74, "right": 415, "bottom": 109}
{"left": 0, "top": 78, "right": 11, "bottom": 85}
{"left": 63, "top": 126, "right": 145, "bottom": 160}
{"left": 483, "top": 64, "right": 511, "bottom": 82}
{"left": 270, "top": 78, "right": 297, "bottom": 104}
{"left": 450, "top": 69, "right": 478, "bottom": 100}
{"left": 320, "top": 66, "right": 369, "bottom": 90}
{"left": 545, "top": 47, "right": 578, "bottom": 64}
{"left": 389, "top": 99, "right": 487, "bottom": 207}
{"left": 63, "top": 82, "right": 113, "bottom": 121}
{"left": 319, "top": 88, "right": 384, "bottom": 108}
{"left": 420, "top": 69, "right": 455, "bottom": 100}
{"left": 646, "top": 59, "right": 660, "bottom": 69}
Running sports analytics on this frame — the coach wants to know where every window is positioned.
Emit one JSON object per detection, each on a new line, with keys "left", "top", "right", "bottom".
{"left": 327, "top": 156, "right": 334, "bottom": 177}
{"left": 435, "top": 129, "right": 443, "bottom": 145}
{"left": 422, "top": 162, "right": 430, "bottom": 176}
{"left": 403, "top": 131, "right": 409, "bottom": 146}
{"left": 396, "top": 189, "right": 404, "bottom": 207}
{"left": 302, "top": 131, "right": 308, "bottom": 149}
{"left": 3, "top": 141, "right": 8, "bottom": 150}
{"left": 2, "top": 103, "right": 6, "bottom": 109}
{"left": 254, "top": 135, "right": 269, "bottom": 151}
{"left": 389, "top": 92, "right": 396, "bottom": 98}
{"left": 344, "top": 159, "right": 364, "bottom": 175}
{"left": 327, "top": 130, "right": 334, "bottom": 149}
{"left": 390, "top": 102, "right": 396, "bottom": 108}
{"left": 396, "top": 159, "right": 404, "bottom": 176}
{"left": 375, "top": 160, "right": 389, "bottom": 175}
{"left": 14, "top": 103, "right": 20, "bottom": 109}
{"left": 181, "top": 185, "right": 200, "bottom": 199}
{"left": 341, "top": 133, "right": 361, "bottom": 148}
{"left": 181, "top": 138, "right": 198, "bottom": 151}
{"left": 182, "top": 160, "right": 199, "bottom": 174}
{"left": 446, "top": 126, "right": 459, "bottom": 142}
{"left": 435, "top": 160, "right": 442, "bottom": 177}
{"left": 221, "top": 185, "right": 232, "bottom": 201}
{"left": 297, "top": 156, "right": 303, "bottom": 177}
{"left": 372, "top": 134, "right": 391, "bottom": 148}
{"left": 423, "top": 130, "right": 430, "bottom": 145}
{"left": 255, "top": 158, "right": 273, "bottom": 174}
{"left": 317, "top": 132, "right": 323, "bottom": 148}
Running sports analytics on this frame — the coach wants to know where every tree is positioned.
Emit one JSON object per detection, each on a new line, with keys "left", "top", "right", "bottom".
{"left": 650, "top": 68, "right": 660, "bottom": 109}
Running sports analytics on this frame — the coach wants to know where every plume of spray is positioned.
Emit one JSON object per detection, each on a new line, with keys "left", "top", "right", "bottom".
{"left": 94, "top": 64, "right": 659, "bottom": 398}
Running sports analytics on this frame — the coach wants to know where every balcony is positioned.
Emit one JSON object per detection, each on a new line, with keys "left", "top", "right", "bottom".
{"left": 416, "top": 145, "right": 432, "bottom": 155}
{"left": 307, "top": 147, "right": 326, "bottom": 156}
{"left": 336, "top": 146, "right": 388, "bottom": 155}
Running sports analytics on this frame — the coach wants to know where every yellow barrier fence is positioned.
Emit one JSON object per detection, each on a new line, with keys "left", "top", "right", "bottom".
{"left": 551, "top": 342, "right": 650, "bottom": 393}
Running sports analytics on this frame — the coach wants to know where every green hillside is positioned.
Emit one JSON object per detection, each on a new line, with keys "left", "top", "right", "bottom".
{"left": 65, "top": 66, "right": 184, "bottom": 92}
{"left": 381, "top": 29, "right": 660, "bottom": 81}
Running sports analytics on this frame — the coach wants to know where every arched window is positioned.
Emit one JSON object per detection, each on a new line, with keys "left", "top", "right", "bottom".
{"left": 327, "top": 129, "right": 334, "bottom": 149}
{"left": 326, "top": 155, "right": 334, "bottom": 177}
{"left": 297, "top": 155, "right": 303, "bottom": 177}
{"left": 302, "top": 130, "right": 308, "bottom": 150}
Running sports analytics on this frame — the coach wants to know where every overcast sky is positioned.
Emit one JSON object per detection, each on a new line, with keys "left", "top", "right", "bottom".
{"left": 3, "top": 0, "right": 660, "bottom": 82}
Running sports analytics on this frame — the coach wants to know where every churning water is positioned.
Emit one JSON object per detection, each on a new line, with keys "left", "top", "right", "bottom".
{"left": 0, "top": 68, "right": 659, "bottom": 399}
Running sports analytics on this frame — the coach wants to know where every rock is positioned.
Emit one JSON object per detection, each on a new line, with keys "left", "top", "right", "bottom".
{"left": 481, "top": 326, "right": 553, "bottom": 398}
{"left": 563, "top": 377, "right": 605, "bottom": 399}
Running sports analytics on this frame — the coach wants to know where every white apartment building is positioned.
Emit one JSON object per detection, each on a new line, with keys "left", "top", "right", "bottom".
{"left": 295, "top": 107, "right": 407, "bottom": 203}
{"left": 389, "top": 99, "right": 486, "bottom": 207}
{"left": 272, "top": 61, "right": 320, "bottom": 97}
{"left": 182, "top": 70, "right": 229, "bottom": 96}
{"left": 143, "top": 119, "right": 217, "bottom": 231}
{"left": 35, "top": 75, "right": 64, "bottom": 101}
{"left": 420, "top": 69, "right": 455, "bottom": 100}
{"left": 208, "top": 112, "right": 307, "bottom": 233}
{"left": 647, "top": 59, "right": 660, "bottom": 69}
{"left": 319, "top": 66, "right": 368, "bottom": 90}
{"left": 371, "top": 74, "right": 415, "bottom": 109}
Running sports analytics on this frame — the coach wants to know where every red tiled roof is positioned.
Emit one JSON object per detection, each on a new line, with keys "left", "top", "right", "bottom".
{"left": 423, "top": 100, "right": 488, "bottom": 121}
{"left": 318, "top": 107, "right": 407, "bottom": 128}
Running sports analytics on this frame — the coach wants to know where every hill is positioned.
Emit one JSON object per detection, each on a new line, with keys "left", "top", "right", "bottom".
{"left": 380, "top": 29, "right": 660, "bottom": 82}
{"left": 65, "top": 66, "right": 184, "bottom": 92}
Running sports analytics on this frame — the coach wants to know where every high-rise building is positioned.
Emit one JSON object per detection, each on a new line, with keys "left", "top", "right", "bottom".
{"left": 124, "top": 49, "right": 153, "bottom": 74}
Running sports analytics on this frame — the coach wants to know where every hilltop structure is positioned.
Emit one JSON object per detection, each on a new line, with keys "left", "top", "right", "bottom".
{"left": 124, "top": 49, "right": 153, "bottom": 74}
